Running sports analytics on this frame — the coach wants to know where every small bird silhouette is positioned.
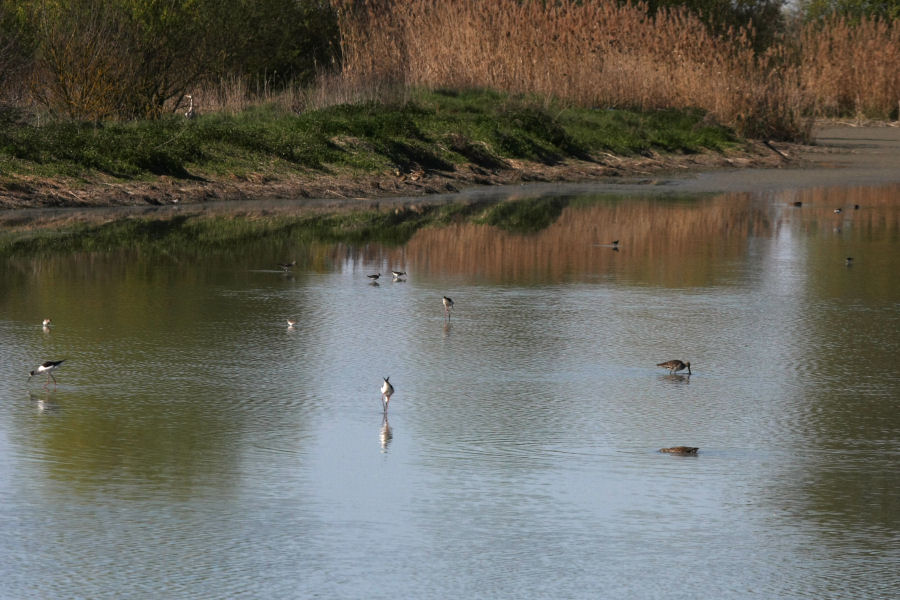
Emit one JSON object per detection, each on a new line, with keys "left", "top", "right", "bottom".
{"left": 278, "top": 260, "right": 296, "bottom": 271}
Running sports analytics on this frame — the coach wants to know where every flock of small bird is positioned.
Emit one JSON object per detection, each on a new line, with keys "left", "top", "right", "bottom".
{"left": 30, "top": 255, "right": 696, "bottom": 456}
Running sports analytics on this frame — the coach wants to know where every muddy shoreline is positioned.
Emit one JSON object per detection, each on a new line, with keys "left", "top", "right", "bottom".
{"left": 2, "top": 125, "right": 898, "bottom": 228}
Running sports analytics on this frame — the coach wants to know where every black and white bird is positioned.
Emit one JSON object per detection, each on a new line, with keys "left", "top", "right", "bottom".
{"left": 391, "top": 270, "right": 406, "bottom": 280}
{"left": 367, "top": 273, "right": 381, "bottom": 281}
{"left": 287, "top": 319, "right": 297, "bottom": 329}
{"left": 42, "top": 318, "right": 52, "bottom": 329}
{"left": 657, "top": 359, "right": 691, "bottom": 375}
{"left": 30, "top": 360, "right": 65, "bottom": 385}
{"left": 278, "top": 260, "right": 296, "bottom": 271}
{"left": 381, "top": 377, "right": 394, "bottom": 412}
{"left": 442, "top": 296, "right": 454, "bottom": 320}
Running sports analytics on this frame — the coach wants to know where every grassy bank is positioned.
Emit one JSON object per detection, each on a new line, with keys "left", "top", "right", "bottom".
{"left": 0, "top": 88, "right": 740, "bottom": 185}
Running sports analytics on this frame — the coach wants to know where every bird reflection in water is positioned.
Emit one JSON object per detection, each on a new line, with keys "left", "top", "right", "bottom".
{"left": 380, "top": 415, "right": 393, "bottom": 452}
{"left": 662, "top": 374, "right": 691, "bottom": 384}
{"left": 30, "top": 392, "right": 60, "bottom": 414}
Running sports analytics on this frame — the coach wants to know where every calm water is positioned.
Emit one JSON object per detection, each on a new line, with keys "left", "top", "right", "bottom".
{"left": 1, "top": 186, "right": 899, "bottom": 599}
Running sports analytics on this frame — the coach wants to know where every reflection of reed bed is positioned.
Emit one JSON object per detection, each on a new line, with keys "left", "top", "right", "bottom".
{"left": 404, "top": 196, "right": 775, "bottom": 285}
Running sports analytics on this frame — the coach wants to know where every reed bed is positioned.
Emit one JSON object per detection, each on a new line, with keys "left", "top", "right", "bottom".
{"left": 335, "top": 0, "right": 900, "bottom": 140}
{"left": 799, "top": 16, "right": 900, "bottom": 120}
{"left": 336, "top": 0, "right": 815, "bottom": 140}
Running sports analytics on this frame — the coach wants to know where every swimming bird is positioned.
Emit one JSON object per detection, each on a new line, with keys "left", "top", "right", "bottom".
{"left": 278, "top": 260, "right": 296, "bottom": 271}
{"left": 30, "top": 360, "right": 65, "bottom": 385}
{"left": 845, "top": 257, "right": 854, "bottom": 266}
{"left": 659, "top": 446, "right": 699, "bottom": 455}
{"left": 853, "top": 204, "right": 860, "bottom": 210}
{"left": 381, "top": 377, "right": 394, "bottom": 412}
{"left": 287, "top": 319, "right": 297, "bottom": 329}
{"left": 367, "top": 273, "right": 381, "bottom": 281}
{"left": 442, "top": 296, "right": 454, "bottom": 320}
{"left": 834, "top": 208, "right": 842, "bottom": 214}
{"left": 657, "top": 360, "right": 691, "bottom": 375}
{"left": 42, "top": 318, "right": 52, "bottom": 327}
{"left": 793, "top": 201, "right": 802, "bottom": 207}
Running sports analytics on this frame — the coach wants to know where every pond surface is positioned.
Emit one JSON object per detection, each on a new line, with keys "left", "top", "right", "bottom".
{"left": 1, "top": 184, "right": 899, "bottom": 599}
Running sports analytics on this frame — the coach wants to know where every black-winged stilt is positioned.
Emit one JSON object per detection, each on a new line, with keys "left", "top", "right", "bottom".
{"left": 30, "top": 360, "right": 65, "bottom": 385}
{"left": 442, "top": 296, "right": 454, "bottom": 320}
{"left": 381, "top": 377, "right": 394, "bottom": 412}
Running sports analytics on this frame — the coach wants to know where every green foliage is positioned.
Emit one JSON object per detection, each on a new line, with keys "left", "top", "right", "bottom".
{"left": 797, "top": 0, "right": 900, "bottom": 21}
{"left": 640, "top": 0, "right": 787, "bottom": 49}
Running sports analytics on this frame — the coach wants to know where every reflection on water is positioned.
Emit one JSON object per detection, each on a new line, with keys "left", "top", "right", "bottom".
{"left": 0, "top": 184, "right": 898, "bottom": 599}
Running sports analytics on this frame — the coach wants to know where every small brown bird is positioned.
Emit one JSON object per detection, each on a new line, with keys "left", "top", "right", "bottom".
{"left": 657, "top": 360, "right": 691, "bottom": 375}
{"left": 659, "top": 446, "right": 699, "bottom": 455}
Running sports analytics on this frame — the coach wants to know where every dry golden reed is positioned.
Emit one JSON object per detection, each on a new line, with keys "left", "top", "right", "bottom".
{"left": 335, "top": 0, "right": 816, "bottom": 140}
{"left": 799, "top": 16, "right": 900, "bottom": 120}
{"left": 334, "top": 0, "right": 900, "bottom": 139}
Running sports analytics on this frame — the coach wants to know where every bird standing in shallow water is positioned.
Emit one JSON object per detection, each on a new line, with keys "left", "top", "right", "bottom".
{"left": 657, "top": 360, "right": 691, "bottom": 375}
{"left": 381, "top": 377, "right": 394, "bottom": 412}
{"left": 367, "top": 273, "right": 381, "bottom": 281}
{"left": 30, "top": 360, "right": 65, "bottom": 385}
{"left": 442, "top": 296, "right": 454, "bottom": 320}
{"left": 391, "top": 270, "right": 406, "bottom": 280}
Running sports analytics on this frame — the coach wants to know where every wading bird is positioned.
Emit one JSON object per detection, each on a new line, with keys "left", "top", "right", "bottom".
{"left": 442, "top": 296, "right": 454, "bottom": 320}
{"left": 391, "top": 270, "right": 406, "bottom": 280}
{"left": 30, "top": 360, "right": 65, "bottom": 385}
{"left": 657, "top": 359, "right": 691, "bottom": 375}
{"left": 381, "top": 377, "right": 394, "bottom": 412}
{"left": 367, "top": 273, "right": 381, "bottom": 281}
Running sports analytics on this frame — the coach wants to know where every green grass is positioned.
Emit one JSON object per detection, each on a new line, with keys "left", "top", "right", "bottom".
{"left": 0, "top": 89, "right": 742, "bottom": 182}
